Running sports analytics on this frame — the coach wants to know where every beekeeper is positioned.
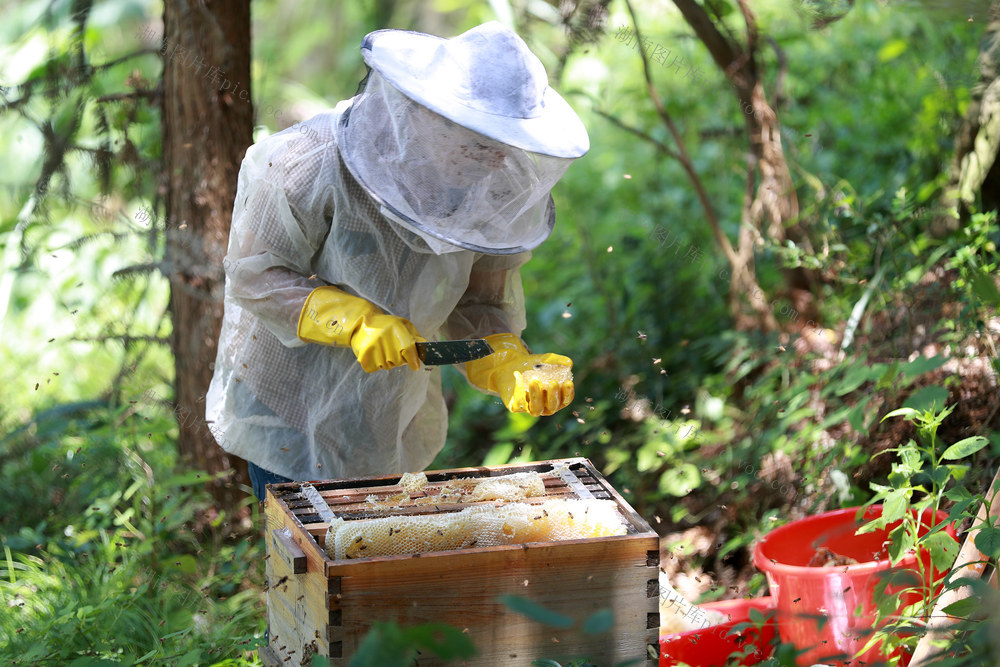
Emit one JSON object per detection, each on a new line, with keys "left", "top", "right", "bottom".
{"left": 206, "top": 22, "right": 589, "bottom": 500}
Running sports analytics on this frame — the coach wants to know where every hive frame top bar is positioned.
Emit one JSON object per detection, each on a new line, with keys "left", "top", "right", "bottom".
{"left": 265, "top": 458, "right": 657, "bottom": 565}
{"left": 270, "top": 457, "right": 596, "bottom": 492}
{"left": 299, "top": 483, "right": 337, "bottom": 524}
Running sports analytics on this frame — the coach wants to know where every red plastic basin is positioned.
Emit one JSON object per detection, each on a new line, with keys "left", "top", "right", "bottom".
{"left": 660, "top": 597, "right": 776, "bottom": 666}
{"left": 752, "top": 505, "right": 956, "bottom": 666}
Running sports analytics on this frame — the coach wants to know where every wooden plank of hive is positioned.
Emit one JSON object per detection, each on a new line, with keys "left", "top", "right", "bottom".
{"left": 321, "top": 534, "right": 659, "bottom": 665}
{"left": 264, "top": 486, "right": 334, "bottom": 663}
{"left": 257, "top": 643, "right": 281, "bottom": 667}
{"left": 264, "top": 458, "right": 659, "bottom": 665}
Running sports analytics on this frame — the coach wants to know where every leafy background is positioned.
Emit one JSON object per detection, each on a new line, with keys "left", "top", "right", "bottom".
{"left": 1, "top": 0, "right": 999, "bottom": 664}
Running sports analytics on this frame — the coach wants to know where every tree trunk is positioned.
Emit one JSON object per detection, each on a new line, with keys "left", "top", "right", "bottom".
{"left": 937, "top": 3, "right": 1000, "bottom": 236}
{"left": 673, "top": 0, "right": 818, "bottom": 330}
{"left": 162, "top": 0, "right": 253, "bottom": 511}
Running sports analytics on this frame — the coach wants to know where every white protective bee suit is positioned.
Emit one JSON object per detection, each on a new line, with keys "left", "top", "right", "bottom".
{"left": 206, "top": 22, "right": 589, "bottom": 483}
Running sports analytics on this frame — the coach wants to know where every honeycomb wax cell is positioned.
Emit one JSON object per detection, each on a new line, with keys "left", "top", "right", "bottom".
{"left": 366, "top": 471, "right": 547, "bottom": 509}
{"left": 325, "top": 498, "right": 627, "bottom": 560}
{"left": 520, "top": 364, "right": 572, "bottom": 386}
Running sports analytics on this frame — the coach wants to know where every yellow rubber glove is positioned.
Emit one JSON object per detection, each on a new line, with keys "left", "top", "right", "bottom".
{"left": 466, "top": 333, "right": 574, "bottom": 417}
{"left": 297, "top": 286, "right": 425, "bottom": 373}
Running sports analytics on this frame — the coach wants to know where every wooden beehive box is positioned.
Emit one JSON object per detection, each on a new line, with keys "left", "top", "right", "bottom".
{"left": 259, "top": 457, "right": 659, "bottom": 666}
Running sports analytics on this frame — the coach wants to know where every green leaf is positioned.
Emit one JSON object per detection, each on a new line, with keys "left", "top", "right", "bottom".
{"left": 582, "top": 608, "right": 615, "bottom": 635}
{"left": 941, "top": 597, "right": 981, "bottom": 618}
{"left": 404, "top": 623, "right": 477, "bottom": 659}
{"left": 887, "top": 523, "right": 914, "bottom": 564}
{"left": 883, "top": 407, "right": 919, "bottom": 422}
{"left": 945, "top": 486, "right": 973, "bottom": 502}
{"left": 903, "top": 385, "right": 949, "bottom": 412}
{"left": 941, "top": 436, "right": 989, "bottom": 461}
{"left": 969, "top": 272, "right": 1000, "bottom": 308}
{"left": 883, "top": 488, "right": 910, "bottom": 525}
{"left": 658, "top": 463, "right": 702, "bottom": 497}
{"left": 946, "top": 495, "right": 976, "bottom": 527}
{"left": 350, "top": 622, "right": 416, "bottom": 667}
{"left": 900, "top": 445, "right": 923, "bottom": 471}
{"left": 878, "top": 39, "right": 908, "bottom": 62}
{"left": 531, "top": 660, "right": 563, "bottom": 667}
{"left": 834, "top": 363, "right": 874, "bottom": 396}
{"left": 901, "top": 354, "right": 948, "bottom": 378}
{"left": 874, "top": 585, "right": 904, "bottom": 618}
{"left": 499, "top": 595, "right": 574, "bottom": 629}
{"left": 876, "top": 361, "right": 901, "bottom": 390}
{"left": 922, "top": 531, "right": 958, "bottom": 572}
{"left": 175, "top": 651, "right": 202, "bottom": 667}
{"left": 946, "top": 465, "right": 969, "bottom": 482}
{"left": 974, "top": 525, "right": 1000, "bottom": 560}
{"left": 930, "top": 466, "right": 951, "bottom": 487}
{"left": 847, "top": 395, "right": 873, "bottom": 431}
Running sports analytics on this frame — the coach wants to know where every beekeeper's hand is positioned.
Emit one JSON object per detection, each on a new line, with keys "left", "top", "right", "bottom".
{"left": 466, "top": 333, "right": 573, "bottom": 417}
{"left": 297, "top": 286, "right": 425, "bottom": 372}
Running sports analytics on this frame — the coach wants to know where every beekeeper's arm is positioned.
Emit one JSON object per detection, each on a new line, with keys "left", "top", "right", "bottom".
{"left": 224, "top": 136, "right": 423, "bottom": 374}
{"left": 444, "top": 253, "right": 573, "bottom": 417}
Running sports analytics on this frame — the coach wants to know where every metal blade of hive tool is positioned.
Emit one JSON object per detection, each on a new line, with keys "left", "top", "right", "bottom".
{"left": 300, "top": 483, "right": 337, "bottom": 525}
{"left": 416, "top": 339, "right": 494, "bottom": 365}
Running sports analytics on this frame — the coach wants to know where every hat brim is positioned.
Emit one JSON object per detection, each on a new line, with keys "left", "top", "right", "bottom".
{"left": 361, "top": 29, "right": 589, "bottom": 159}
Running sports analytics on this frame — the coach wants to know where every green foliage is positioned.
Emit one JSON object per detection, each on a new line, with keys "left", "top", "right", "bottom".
{"left": 0, "top": 401, "right": 265, "bottom": 666}
{"left": 496, "top": 595, "right": 645, "bottom": 667}
{"left": 349, "top": 621, "right": 476, "bottom": 666}
{"left": 2, "top": 0, "right": 999, "bottom": 664}
{"left": 859, "top": 406, "right": 999, "bottom": 665}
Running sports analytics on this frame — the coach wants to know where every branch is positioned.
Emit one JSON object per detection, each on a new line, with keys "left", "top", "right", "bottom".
{"left": 591, "top": 108, "right": 678, "bottom": 159}
{"left": 704, "top": 0, "right": 741, "bottom": 48}
{"left": 735, "top": 0, "right": 758, "bottom": 64}
{"left": 68, "top": 333, "right": 170, "bottom": 345}
{"left": 96, "top": 89, "right": 159, "bottom": 104}
{"left": 671, "top": 0, "right": 739, "bottom": 76}
{"left": 768, "top": 36, "right": 788, "bottom": 110}
{"left": 624, "top": 0, "right": 738, "bottom": 267}
{"left": 91, "top": 48, "right": 160, "bottom": 73}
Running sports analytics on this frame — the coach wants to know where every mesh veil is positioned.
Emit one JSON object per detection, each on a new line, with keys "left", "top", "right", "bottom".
{"left": 337, "top": 72, "right": 571, "bottom": 255}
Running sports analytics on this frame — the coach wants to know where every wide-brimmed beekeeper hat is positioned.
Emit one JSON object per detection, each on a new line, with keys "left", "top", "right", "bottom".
{"left": 336, "top": 22, "right": 589, "bottom": 255}
{"left": 360, "top": 21, "right": 589, "bottom": 159}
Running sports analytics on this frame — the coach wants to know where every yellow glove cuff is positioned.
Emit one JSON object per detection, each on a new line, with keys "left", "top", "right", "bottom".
{"left": 297, "top": 286, "right": 379, "bottom": 346}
